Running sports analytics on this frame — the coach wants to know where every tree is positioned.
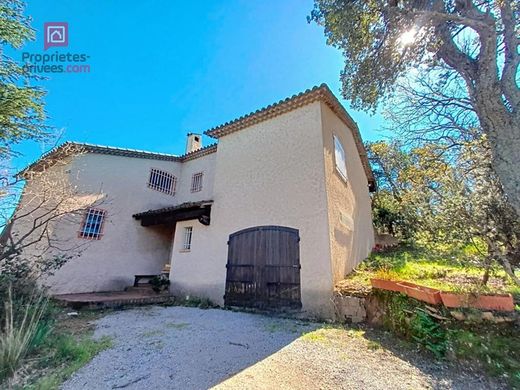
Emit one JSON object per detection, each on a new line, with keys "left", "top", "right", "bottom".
{"left": 0, "top": 1, "right": 80, "bottom": 296}
{"left": 310, "top": 0, "right": 520, "bottom": 214}
{"left": 0, "top": 144, "right": 108, "bottom": 308}
{"left": 368, "top": 137, "right": 520, "bottom": 285}
{"left": 0, "top": 0, "right": 48, "bottom": 159}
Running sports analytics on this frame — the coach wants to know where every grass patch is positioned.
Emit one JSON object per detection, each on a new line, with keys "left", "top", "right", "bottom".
{"left": 366, "top": 340, "right": 382, "bottom": 351}
{"left": 346, "top": 329, "right": 365, "bottom": 338}
{"left": 140, "top": 329, "right": 164, "bottom": 338}
{"left": 301, "top": 330, "right": 328, "bottom": 343}
{"left": 341, "top": 245, "right": 520, "bottom": 299}
{"left": 165, "top": 322, "right": 190, "bottom": 330}
{"left": 27, "top": 335, "right": 112, "bottom": 390}
{"left": 376, "top": 290, "right": 520, "bottom": 388}
{"left": 263, "top": 321, "right": 303, "bottom": 334}
{"left": 177, "top": 296, "right": 217, "bottom": 309}
{"left": 0, "top": 290, "right": 48, "bottom": 383}
{"left": 2, "top": 307, "right": 112, "bottom": 389}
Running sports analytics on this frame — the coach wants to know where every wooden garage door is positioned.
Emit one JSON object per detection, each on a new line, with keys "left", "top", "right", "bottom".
{"left": 224, "top": 225, "right": 301, "bottom": 310}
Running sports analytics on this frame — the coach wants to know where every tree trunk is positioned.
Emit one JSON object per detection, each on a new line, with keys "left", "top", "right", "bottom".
{"left": 488, "top": 126, "right": 520, "bottom": 215}
{"left": 474, "top": 95, "right": 520, "bottom": 216}
{"left": 496, "top": 253, "right": 520, "bottom": 286}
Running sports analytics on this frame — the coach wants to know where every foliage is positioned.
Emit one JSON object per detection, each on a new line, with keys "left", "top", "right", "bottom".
{"left": 27, "top": 334, "right": 112, "bottom": 390}
{"left": 149, "top": 275, "right": 170, "bottom": 293}
{"left": 449, "top": 329, "right": 520, "bottom": 385}
{"left": 366, "top": 138, "right": 520, "bottom": 286}
{"left": 0, "top": 286, "right": 47, "bottom": 382}
{"left": 0, "top": 0, "right": 48, "bottom": 159}
{"left": 410, "top": 310, "right": 448, "bottom": 358}
{"left": 344, "top": 245, "right": 520, "bottom": 298}
{"left": 377, "top": 290, "right": 520, "bottom": 387}
{"left": 309, "top": 0, "right": 519, "bottom": 111}
{"left": 310, "top": 0, "right": 520, "bottom": 216}
{"left": 379, "top": 291, "right": 448, "bottom": 358}
{"left": 0, "top": 298, "right": 111, "bottom": 389}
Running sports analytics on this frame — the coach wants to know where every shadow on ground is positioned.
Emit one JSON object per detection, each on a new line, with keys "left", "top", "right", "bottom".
{"left": 62, "top": 306, "right": 506, "bottom": 390}
{"left": 62, "top": 306, "right": 318, "bottom": 390}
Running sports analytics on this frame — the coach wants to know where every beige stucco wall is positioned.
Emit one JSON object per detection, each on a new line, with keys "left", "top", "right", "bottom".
{"left": 175, "top": 152, "right": 216, "bottom": 204}
{"left": 13, "top": 153, "right": 187, "bottom": 294}
{"left": 12, "top": 98, "right": 373, "bottom": 318}
{"left": 168, "top": 102, "right": 336, "bottom": 317}
{"left": 320, "top": 102, "right": 374, "bottom": 283}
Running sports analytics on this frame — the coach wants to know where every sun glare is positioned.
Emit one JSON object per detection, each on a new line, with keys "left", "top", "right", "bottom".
{"left": 399, "top": 28, "right": 416, "bottom": 46}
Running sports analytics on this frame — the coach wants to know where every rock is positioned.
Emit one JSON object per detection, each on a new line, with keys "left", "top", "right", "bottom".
{"left": 333, "top": 294, "right": 367, "bottom": 324}
{"left": 425, "top": 305, "right": 439, "bottom": 313}
{"left": 481, "top": 312, "right": 494, "bottom": 321}
{"left": 490, "top": 316, "right": 514, "bottom": 324}
{"left": 67, "top": 311, "right": 79, "bottom": 317}
{"left": 450, "top": 311, "right": 466, "bottom": 321}
{"left": 466, "top": 313, "right": 484, "bottom": 323}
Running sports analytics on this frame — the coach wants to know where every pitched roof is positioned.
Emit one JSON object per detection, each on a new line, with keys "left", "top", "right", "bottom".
{"left": 204, "top": 84, "right": 375, "bottom": 191}
{"left": 19, "top": 84, "right": 375, "bottom": 190}
{"left": 18, "top": 141, "right": 218, "bottom": 177}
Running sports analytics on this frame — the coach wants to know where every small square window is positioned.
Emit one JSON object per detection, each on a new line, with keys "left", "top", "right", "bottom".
{"left": 183, "top": 226, "right": 193, "bottom": 250}
{"left": 191, "top": 172, "right": 203, "bottom": 193}
{"left": 79, "top": 208, "right": 106, "bottom": 240}
{"left": 148, "top": 168, "right": 176, "bottom": 195}
{"left": 333, "top": 135, "right": 348, "bottom": 180}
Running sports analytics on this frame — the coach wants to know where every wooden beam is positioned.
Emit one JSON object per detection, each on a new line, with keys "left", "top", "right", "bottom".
{"left": 139, "top": 206, "right": 211, "bottom": 227}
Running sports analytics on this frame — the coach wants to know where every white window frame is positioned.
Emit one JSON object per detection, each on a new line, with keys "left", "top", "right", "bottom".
{"left": 148, "top": 168, "right": 177, "bottom": 196}
{"left": 333, "top": 134, "right": 348, "bottom": 181}
{"left": 191, "top": 172, "right": 203, "bottom": 193}
{"left": 183, "top": 226, "right": 193, "bottom": 251}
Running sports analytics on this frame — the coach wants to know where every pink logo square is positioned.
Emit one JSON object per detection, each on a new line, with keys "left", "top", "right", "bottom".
{"left": 44, "top": 22, "right": 68, "bottom": 50}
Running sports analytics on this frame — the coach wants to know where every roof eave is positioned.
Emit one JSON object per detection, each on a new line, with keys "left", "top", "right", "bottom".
{"left": 203, "top": 84, "right": 376, "bottom": 191}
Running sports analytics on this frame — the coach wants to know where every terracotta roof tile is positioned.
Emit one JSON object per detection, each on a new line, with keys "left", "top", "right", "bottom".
{"left": 132, "top": 200, "right": 213, "bottom": 219}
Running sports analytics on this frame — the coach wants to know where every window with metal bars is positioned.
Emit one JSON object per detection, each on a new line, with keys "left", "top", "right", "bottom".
{"left": 191, "top": 172, "right": 203, "bottom": 192}
{"left": 183, "top": 226, "right": 193, "bottom": 250}
{"left": 148, "top": 168, "right": 176, "bottom": 195}
{"left": 79, "top": 208, "right": 106, "bottom": 239}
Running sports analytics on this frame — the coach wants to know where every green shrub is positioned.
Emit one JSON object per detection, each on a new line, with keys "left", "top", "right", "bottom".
{"left": 410, "top": 311, "right": 447, "bottom": 359}
{"left": 0, "top": 287, "right": 48, "bottom": 382}
{"left": 149, "top": 275, "right": 170, "bottom": 293}
{"left": 30, "top": 335, "right": 112, "bottom": 389}
{"left": 181, "top": 296, "right": 216, "bottom": 309}
{"left": 449, "top": 329, "right": 520, "bottom": 387}
{"left": 379, "top": 290, "right": 520, "bottom": 387}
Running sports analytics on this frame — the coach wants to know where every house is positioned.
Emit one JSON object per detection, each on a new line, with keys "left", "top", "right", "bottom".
{"left": 13, "top": 84, "right": 375, "bottom": 317}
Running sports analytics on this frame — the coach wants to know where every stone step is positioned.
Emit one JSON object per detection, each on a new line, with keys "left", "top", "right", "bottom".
{"left": 125, "top": 285, "right": 155, "bottom": 294}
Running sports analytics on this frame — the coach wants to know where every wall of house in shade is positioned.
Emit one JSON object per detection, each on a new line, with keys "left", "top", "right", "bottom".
{"left": 319, "top": 102, "right": 375, "bottom": 284}
{"left": 37, "top": 153, "right": 179, "bottom": 294}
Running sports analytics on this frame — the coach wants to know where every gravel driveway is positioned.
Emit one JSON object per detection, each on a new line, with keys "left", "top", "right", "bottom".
{"left": 62, "top": 306, "right": 505, "bottom": 390}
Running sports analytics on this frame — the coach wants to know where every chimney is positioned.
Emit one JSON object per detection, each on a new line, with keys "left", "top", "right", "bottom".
{"left": 185, "top": 133, "right": 202, "bottom": 154}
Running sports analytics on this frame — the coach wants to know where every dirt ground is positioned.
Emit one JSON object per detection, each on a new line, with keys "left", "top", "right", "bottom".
{"left": 61, "top": 306, "right": 506, "bottom": 390}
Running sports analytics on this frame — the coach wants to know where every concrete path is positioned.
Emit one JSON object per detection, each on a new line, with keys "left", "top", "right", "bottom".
{"left": 62, "top": 306, "right": 505, "bottom": 390}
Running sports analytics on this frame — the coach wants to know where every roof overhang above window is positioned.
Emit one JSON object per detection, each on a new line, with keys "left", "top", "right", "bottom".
{"left": 132, "top": 200, "right": 213, "bottom": 227}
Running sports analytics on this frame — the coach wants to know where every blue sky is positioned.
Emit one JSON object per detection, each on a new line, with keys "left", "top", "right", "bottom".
{"left": 13, "top": 0, "right": 385, "bottom": 169}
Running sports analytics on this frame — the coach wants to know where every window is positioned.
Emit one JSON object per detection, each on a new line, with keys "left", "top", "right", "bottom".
{"left": 79, "top": 208, "right": 106, "bottom": 239}
{"left": 333, "top": 135, "right": 348, "bottom": 180}
{"left": 148, "top": 168, "right": 176, "bottom": 195}
{"left": 183, "top": 226, "right": 193, "bottom": 250}
{"left": 191, "top": 172, "right": 203, "bottom": 192}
